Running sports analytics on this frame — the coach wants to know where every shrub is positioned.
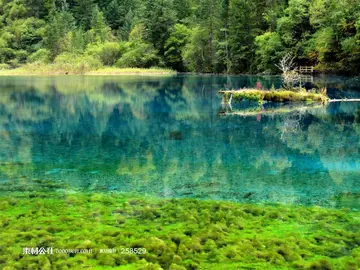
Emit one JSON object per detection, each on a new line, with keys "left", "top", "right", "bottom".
{"left": 0, "top": 63, "right": 10, "bottom": 70}
{"left": 255, "top": 32, "right": 285, "bottom": 74}
{"left": 116, "top": 42, "right": 161, "bottom": 68}
{"left": 85, "top": 42, "right": 124, "bottom": 66}
{"left": 27, "top": 49, "right": 51, "bottom": 64}
{"left": 14, "top": 50, "right": 28, "bottom": 64}
{"left": 53, "top": 53, "right": 102, "bottom": 74}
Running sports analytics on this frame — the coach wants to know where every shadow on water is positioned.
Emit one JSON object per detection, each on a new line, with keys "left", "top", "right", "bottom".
{"left": 0, "top": 75, "right": 360, "bottom": 209}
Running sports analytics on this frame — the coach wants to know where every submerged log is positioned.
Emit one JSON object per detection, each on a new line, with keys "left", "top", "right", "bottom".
{"left": 217, "top": 104, "right": 323, "bottom": 117}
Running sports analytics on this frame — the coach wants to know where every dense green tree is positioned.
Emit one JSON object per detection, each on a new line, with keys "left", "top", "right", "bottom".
{"left": 44, "top": 9, "right": 76, "bottom": 59}
{"left": 182, "top": 27, "right": 211, "bottom": 72}
{"left": 255, "top": 32, "right": 285, "bottom": 73}
{"left": 0, "top": 0, "right": 360, "bottom": 74}
{"left": 228, "top": 0, "right": 259, "bottom": 73}
{"left": 1, "top": 0, "right": 28, "bottom": 21}
{"left": 139, "top": 0, "right": 177, "bottom": 54}
{"left": 116, "top": 24, "right": 160, "bottom": 68}
{"left": 164, "top": 24, "right": 191, "bottom": 71}
{"left": 87, "top": 6, "right": 111, "bottom": 44}
{"left": 103, "top": 0, "right": 135, "bottom": 33}
{"left": 73, "top": 0, "right": 95, "bottom": 30}
{"left": 277, "top": 0, "right": 311, "bottom": 47}
{"left": 173, "top": 0, "right": 191, "bottom": 22}
{"left": 307, "top": 0, "right": 360, "bottom": 72}
{"left": 194, "top": 0, "right": 224, "bottom": 72}
{"left": 86, "top": 42, "right": 123, "bottom": 65}
{"left": 0, "top": 0, "right": 46, "bottom": 66}
{"left": 24, "top": 0, "right": 52, "bottom": 18}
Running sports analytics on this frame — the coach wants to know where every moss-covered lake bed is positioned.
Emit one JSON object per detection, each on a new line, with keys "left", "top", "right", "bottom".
{"left": 0, "top": 190, "right": 360, "bottom": 270}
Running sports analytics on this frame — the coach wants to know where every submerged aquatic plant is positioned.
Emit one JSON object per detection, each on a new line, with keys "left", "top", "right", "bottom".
{"left": 0, "top": 191, "right": 359, "bottom": 269}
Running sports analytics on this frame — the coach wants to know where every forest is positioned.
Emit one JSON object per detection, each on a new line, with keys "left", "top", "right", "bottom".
{"left": 0, "top": 0, "right": 360, "bottom": 74}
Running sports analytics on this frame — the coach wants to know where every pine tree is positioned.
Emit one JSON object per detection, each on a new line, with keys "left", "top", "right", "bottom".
{"left": 87, "top": 5, "right": 110, "bottom": 43}
{"left": 140, "top": 0, "right": 177, "bottom": 54}
{"left": 73, "top": 0, "right": 95, "bottom": 30}
{"left": 45, "top": 9, "right": 76, "bottom": 59}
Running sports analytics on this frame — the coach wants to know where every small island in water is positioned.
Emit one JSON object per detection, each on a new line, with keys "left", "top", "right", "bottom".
{"left": 219, "top": 88, "right": 328, "bottom": 104}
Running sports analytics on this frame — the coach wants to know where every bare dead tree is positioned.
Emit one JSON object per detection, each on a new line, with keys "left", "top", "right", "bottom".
{"left": 276, "top": 53, "right": 301, "bottom": 90}
{"left": 276, "top": 53, "right": 296, "bottom": 73}
{"left": 283, "top": 70, "right": 301, "bottom": 90}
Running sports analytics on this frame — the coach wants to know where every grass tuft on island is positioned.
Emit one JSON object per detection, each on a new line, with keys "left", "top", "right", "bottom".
{"left": 220, "top": 88, "right": 329, "bottom": 104}
{"left": 0, "top": 190, "right": 359, "bottom": 269}
{"left": 0, "top": 63, "right": 176, "bottom": 76}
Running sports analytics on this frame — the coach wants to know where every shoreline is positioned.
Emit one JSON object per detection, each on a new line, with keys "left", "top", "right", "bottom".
{"left": 0, "top": 67, "right": 177, "bottom": 76}
{"left": 0, "top": 67, "right": 358, "bottom": 78}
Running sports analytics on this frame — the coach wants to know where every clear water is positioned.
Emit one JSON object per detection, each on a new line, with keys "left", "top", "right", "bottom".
{"left": 0, "top": 75, "right": 360, "bottom": 208}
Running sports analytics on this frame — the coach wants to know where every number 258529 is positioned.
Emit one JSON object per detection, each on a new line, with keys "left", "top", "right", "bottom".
{"left": 120, "top": 248, "right": 146, "bottom": 254}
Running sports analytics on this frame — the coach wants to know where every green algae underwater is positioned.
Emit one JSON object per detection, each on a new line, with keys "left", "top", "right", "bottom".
{"left": 0, "top": 190, "right": 360, "bottom": 270}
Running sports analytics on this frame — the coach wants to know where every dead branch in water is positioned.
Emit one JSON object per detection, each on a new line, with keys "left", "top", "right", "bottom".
{"left": 329, "top": 99, "right": 360, "bottom": 102}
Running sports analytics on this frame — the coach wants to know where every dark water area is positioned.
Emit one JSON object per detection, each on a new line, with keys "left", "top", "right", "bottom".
{"left": 0, "top": 75, "right": 360, "bottom": 209}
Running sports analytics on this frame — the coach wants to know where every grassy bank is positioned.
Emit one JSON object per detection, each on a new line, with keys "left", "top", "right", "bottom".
{"left": 0, "top": 191, "right": 359, "bottom": 270}
{"left": 0, "top": 64, "right": 176, "bottom": 76}
{"left": 220, "top": 89, "right": 328, "bottom": 104}
{"left": 85, "top": 67, "right": 176, "bottom": 76}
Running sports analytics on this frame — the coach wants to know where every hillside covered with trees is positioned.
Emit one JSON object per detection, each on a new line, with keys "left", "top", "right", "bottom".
{"left": 0, "top": 0, "right": 360, "bottom": 74}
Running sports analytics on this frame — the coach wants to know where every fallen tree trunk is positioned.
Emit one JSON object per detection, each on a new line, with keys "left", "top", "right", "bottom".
{"left": 329, "top": 99, "right": 360, "bottom": 102}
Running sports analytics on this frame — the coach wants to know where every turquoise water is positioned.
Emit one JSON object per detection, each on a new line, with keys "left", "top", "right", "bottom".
{"left": 0, "top": 75, "right": 360, "bottom": 208}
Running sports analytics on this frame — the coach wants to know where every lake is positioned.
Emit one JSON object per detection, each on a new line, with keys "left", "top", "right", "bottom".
{"left": 0, "top": 75, "right": 360, "bottom": 209}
